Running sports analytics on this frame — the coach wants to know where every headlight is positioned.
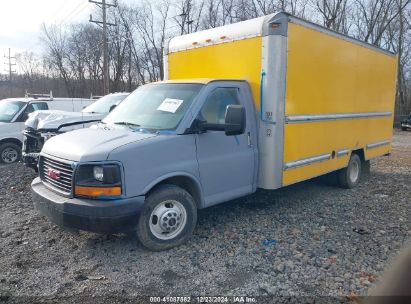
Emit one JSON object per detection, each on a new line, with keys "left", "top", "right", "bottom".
{"left": 74, "top": 163, "right": 122, "bottom": 199}
{"left": 93, "top": 166, "right": 104, "bottom": 182}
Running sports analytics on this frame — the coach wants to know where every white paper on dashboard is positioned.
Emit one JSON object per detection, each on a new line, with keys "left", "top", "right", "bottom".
{"left": 157, "top": 98, "right": 184, "bottom": 113}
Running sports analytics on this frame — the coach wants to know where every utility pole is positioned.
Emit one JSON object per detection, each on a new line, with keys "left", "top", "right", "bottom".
{"left": 4, "top": 48, "right": 16, "bottom": 96}
{"left": 89, "top": 0, "right": 117, "bottom": 95}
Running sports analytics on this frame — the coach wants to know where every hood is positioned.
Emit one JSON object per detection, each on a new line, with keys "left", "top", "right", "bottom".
{"left": 25, "top": 110, "right": 104, "bottom": 130}
{"left": 42, "top": 127, "right": 157, "bottom": 162}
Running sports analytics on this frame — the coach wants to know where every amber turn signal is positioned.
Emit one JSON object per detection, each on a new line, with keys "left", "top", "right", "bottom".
{"left": 75, "top": 186, "right": 121, "bottom": 198}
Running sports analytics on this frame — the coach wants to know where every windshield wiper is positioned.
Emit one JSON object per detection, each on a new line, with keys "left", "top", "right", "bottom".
{"left": 113, "top": 121, "right": 141, "bottom": 129}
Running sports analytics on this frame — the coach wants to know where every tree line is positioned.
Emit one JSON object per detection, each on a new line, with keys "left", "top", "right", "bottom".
{"left": 0, "top": 0, "right": 410, "bottom": 121}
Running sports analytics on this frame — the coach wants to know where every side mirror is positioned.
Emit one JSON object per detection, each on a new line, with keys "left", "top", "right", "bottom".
{"left": 224, "top": 105, "right": 245, "bottom": 136}
{"left": 109, "top": 104, "right": 117, "bottom": 112}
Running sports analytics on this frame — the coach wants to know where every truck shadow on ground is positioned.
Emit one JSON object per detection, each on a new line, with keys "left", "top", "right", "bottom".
{"left": 80, "top": 170, "right": 392, "bottom": 252}
{"left": 2, "top": 166, "right": 408, "bottom": 297}
{"left": 86, "top": 176, "right": 330, "bottom": 238}
{"left": 62, "top": 169, "right": 411, "bottom": 295}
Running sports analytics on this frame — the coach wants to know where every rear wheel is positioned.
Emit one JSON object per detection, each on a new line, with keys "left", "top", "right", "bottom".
{"left": 337, "top": 153, "right": 362, "bottom": 189}
{"left": 0, "top": 142, "right": 21, "bottom": 164}
{"left": 402, "top": 126, "right": 407, "bottom": 131}
{"left": 137, "top": 184, "right": 197, "bottom": 251}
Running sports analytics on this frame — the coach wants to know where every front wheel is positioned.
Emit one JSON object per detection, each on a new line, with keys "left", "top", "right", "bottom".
{"left": 337, "top": 153, "right": 362, "bottom": 189}
{"left": 0, "top": 142, "right": 21, "bottom": 164}
{"left": 137, "top": 184, "right": 197, "bottom": 251}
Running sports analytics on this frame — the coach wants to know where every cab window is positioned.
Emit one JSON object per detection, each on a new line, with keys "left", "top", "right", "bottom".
{"left": 20, "top": 102, "right": 49, "bottom": 121}
{"left": 26, "top": 102, "right": 49, "bottom": 113}
{"left": 200, "top": 88, "right": 240, "bottom": 124}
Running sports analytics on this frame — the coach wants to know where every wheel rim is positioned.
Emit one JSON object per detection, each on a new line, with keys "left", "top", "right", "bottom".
{"left": 349, "top": 160, "right": 360, "bottom": 183}
{"left": 149, "top": 200, "right": 187, "bottom": 240}
{"left": 1, "top": 147, "right": 18, "bottom": 163}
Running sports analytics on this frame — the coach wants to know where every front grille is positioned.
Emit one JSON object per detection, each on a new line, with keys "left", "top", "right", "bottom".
{"left": 39, "top": 156, "right": 74, "bottom": 196}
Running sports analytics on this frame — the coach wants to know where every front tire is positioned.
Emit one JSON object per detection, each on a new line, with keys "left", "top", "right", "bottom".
{"left": 337, "top": 153, "right": 362, "bottom": 189}
{"left": 0, "top": 142, "right": 21, "bottom": 164}
{"left": 137, "top": 184, "right": 197, "bottom": 251}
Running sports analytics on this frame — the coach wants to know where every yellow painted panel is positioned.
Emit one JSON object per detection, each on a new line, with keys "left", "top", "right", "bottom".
{"left": 283, "top": 23, "right": 396, "bottom": 186}
{"left": 168, "top": 38, "right": 262, "bottom": 108}
{"left": 283, "top": 155, "right": 348, "bottom": 186}
{"left": 364, "top": 144, "right": 391, "bottom": 160}
{"left": 286, "top": 23, "right": 397, "bottom": 115}
{"left": 283, "top": 117, "right": 393, "bottom": 186}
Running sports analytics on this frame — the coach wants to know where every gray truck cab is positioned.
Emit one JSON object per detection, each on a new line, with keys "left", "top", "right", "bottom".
{"left": 31, "top": 80, "right": 258, "bottom": 250}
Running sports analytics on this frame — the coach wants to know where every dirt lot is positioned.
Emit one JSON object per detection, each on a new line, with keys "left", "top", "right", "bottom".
{"left": 0, "top": 130, "right": 410, "bottom": 303}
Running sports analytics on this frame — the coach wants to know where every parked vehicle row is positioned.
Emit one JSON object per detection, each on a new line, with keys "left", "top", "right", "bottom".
{"left": 22, "top": 92, "right": 129, "bottom": 170}
{"left": 0, "top": 93, "right": 93, "bottom": 164}
{"left": 28, "top": 12, "right": 397, "bottom": 251}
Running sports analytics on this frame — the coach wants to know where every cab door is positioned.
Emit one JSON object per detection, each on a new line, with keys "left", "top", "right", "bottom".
{"left": 194, "top": 83, "right": 257, "bottom": 207}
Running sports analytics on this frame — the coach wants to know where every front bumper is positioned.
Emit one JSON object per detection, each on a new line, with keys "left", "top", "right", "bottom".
{"left": 31, "top": 177, "right": 145, "bottom": 233}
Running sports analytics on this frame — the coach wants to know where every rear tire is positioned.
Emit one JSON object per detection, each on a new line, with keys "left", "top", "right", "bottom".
{"left": 402, "top": 127, "right": 407, "bottom": 131}
{"left": 337, "top": 153, "right": 362, "bottom": 189}
{"left": 137, "top": 184, "right": 197, "bottom": 251}
{"left": 0, "top": 142, "right": 21, "bottom": 164}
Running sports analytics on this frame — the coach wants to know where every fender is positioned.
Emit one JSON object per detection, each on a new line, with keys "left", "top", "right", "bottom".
{"left": 0, "top": 136, "right": 23, "bottom": 146}
{"left": 142, "top": 171, "right": 205, "bottom": 208}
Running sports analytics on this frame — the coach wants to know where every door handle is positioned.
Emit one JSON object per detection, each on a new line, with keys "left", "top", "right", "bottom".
{"left": 247, "top": 132, "right": 252, "bottom": 147}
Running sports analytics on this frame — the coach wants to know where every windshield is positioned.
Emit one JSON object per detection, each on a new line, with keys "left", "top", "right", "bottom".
{"left": 83, "top": 94, "right": 129, "bottom": 114}
{"left": 103, "top": 83, "right": 203, "bottom": 130}
{"left": 0, "top": 100, "right": 25, "bottom": 122}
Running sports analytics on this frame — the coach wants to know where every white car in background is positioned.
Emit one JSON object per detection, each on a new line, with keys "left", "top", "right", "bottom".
{"left": 23, "top": 92, "right": 129, "bottom": 170}
{"left": 0, "top": 93, "right": 93, "bottom": 164}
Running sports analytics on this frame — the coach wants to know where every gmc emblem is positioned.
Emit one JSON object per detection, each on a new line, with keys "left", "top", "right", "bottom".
{"left": 46, "top": 168, "right": 60, "bottom": 180}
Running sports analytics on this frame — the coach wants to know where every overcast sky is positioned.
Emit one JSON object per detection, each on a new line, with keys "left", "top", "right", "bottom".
{"left": 0, "top": 0, "right": 119, "bottom": 73}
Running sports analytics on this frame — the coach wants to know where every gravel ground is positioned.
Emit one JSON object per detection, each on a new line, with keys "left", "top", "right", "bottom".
{"left": 0, "top": 130, "right": 410, "bottom": 303}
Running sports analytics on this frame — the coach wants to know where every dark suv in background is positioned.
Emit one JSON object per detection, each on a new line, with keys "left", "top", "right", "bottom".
{"left": 401, "top": 115, "right": 411, "bottom": 131}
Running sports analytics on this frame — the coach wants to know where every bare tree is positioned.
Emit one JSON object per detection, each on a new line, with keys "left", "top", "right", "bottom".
{"left": 41, "top": 24, "right": 74, "bottom": 96}
{"left": 315, "top": 0, "right": 351, "bottom": 33}
{"left": 135, "top": 1, "right": 171, "bottom": 81}
{"left": 202, "top": 0, "right": 225, "bottom": 28}
{"left": 174, "top": 0, "right": 205, "bottom": 34}
{"left": 353, "top": 0, "right": 410, "bottom": 46}
{"left": 13, "top": 0, "right": 409, "bottom": 120}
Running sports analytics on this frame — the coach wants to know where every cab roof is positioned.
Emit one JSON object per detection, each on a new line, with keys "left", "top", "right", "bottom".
{"left": 1, "top": 98, "right": 49, "bottom": 104}
{"left": 0, "top": 97, "right": 92, "bottom": 103}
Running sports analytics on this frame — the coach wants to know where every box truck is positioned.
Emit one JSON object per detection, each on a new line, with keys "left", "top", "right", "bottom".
{"left": 31, "top": 12, "right": 397, "bottom": 251}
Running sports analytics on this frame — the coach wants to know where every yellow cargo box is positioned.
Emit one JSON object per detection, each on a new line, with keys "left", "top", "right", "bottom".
{"left": 165, "top": 12, "right": 397, "bottom": 190}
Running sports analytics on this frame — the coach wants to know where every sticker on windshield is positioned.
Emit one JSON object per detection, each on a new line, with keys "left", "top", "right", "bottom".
{"left": 157, "top": 98, "right": 183, "bottom": 113}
